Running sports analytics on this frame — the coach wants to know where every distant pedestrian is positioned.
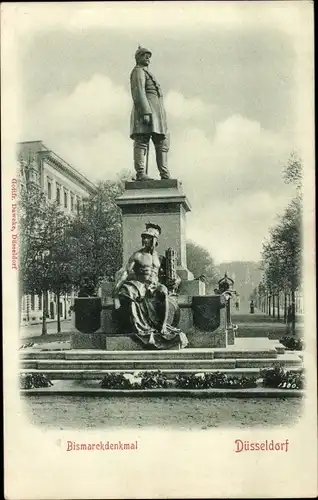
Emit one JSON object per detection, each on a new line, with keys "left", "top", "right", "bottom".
{"left": 250, "top": 300, "right": 255, "bottom": 314}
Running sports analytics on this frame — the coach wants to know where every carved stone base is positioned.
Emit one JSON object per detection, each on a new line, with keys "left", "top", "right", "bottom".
{"left": 227, "top": 326, "right": 236, "bottom": 345}
{"left": 186, "top": 329, "right": 227, "bottom": 348}
{"left": 70, "top": 333, "right": 106, "bottom": 349}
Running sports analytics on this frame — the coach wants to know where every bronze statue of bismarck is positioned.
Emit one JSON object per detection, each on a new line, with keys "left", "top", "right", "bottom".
{"left": 130, "top": 46, "right": 171, "bottom": 181}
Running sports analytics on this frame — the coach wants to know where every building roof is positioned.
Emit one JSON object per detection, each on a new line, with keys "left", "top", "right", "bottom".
{"left": 18, "top": 140, "right": 97, "bottom": 194}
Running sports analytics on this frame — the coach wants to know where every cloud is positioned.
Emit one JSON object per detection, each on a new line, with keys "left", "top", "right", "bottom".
{"left": 25, "top": 74, "right": 131, "bottom": 139}
{"left": 9, "top": 2, "right": 305, "bottom": 37}
{"left": 165, "top": 90, "right": 214, "bottom": 120}
{"left": 169, "top": 114, "right": 291, "bottom": 206}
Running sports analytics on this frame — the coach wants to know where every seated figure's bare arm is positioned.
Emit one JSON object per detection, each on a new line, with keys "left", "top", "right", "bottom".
{"left": 113, "top": 253, "right": 137, "bottom": 297}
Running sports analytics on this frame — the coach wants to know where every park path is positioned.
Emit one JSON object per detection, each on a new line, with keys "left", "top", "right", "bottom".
{"left": 20, "top": 319, "right": 74, "bottom": 344}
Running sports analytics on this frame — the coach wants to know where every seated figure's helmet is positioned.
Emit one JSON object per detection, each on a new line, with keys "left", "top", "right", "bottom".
{"left": 141, "top": 222, "right": 161, "bottom": 246}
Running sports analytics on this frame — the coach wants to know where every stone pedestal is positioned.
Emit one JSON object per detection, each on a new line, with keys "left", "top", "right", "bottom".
{"left": 179, "top": 295, "right": 228, "bottom": 348}
{"left": 70, "top": 297, "right": 105, "bottom": 349}
{"left": 116, "top": 179, "right": 193, "bottom": 279}
{"left": 179, "top": 279, "right": 206, "bottom": 295}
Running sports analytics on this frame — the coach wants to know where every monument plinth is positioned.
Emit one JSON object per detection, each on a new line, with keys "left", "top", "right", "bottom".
{"left": 116, "top": 179, "right": 194, "bottom": 282}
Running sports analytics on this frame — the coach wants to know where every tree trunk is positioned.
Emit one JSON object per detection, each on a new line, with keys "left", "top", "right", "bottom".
{"left": 291, "top": 289, "right": 296, "bottom": 335}
{"left": 268, "top": 294, "right": 271, "bottom": 316}
{"left": 26, "top": 294, "right": 30, "bottom": 323}
{"left": 57, "top": 288, "right": 61, "bottom": 333}
{"left": 272, "top": 294, "right": 276, "bottom": 318}
{"left": 284, "top": 292, "right": 287, "bottom": 323}
{"left": 277, "top": 292, "right": 280, "bottom": 320}
{"left": 42, "top": 290, "right": 47, "bottom": 335}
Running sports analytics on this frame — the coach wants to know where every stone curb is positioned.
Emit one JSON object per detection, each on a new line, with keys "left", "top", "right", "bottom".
{"left": 20, "top": 388, "right": 304, "bottom": 398}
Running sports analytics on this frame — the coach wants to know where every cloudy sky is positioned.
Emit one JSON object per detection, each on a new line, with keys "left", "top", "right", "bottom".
{"left": 16, "top": 2, "right": 311, "bottom": 263}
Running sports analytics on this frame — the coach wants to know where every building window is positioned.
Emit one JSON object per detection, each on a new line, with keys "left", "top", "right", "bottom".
{"left": 70, "top": 194, "right": 74, "bottom": 211}
{"left": 38, "top": 294, "right": 42, "bottom": 310}
{"left": 47, "top": 179, "right": 52, "bottom": 200}
{"left": 56, "top": 186, "right": 61, "bottom": 204}
{"left": 31, "top": 294, "right": 35, "bottom": 311}
{"left": 64, "top": 190, "right": 68, "bottom": 209}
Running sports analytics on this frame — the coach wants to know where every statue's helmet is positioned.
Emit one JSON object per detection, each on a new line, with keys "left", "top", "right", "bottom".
{"left": 141, "top": 222, "right": 161, "bottom": 245}
{"left": 135, "top": 46, "right": 152, "bottom": 62}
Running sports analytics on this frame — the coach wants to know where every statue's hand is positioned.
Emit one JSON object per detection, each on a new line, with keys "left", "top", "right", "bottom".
{"left": 143, "top": 114, "right": 151, "bottom": 125}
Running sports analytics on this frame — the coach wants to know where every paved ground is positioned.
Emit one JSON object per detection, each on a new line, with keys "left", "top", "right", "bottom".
{"left": 21, "top": 395, "right": 303, "bottom": 429}
{"left": 20, "top": 319, "right": 73, "bottom": 338}
{"left": 232, "top": 311, "right": 303, "bottom": 339}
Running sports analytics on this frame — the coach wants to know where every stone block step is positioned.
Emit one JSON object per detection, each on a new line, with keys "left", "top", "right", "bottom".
{"left": 212, "top": 348, "right": 277, "bottom": 359}
{"left": 20, "top": 365, "right": 303, "bottom": 381}
{"left": 21, "top": 352, "right": 302, "bottom": 371}
{"left": 20, "top": 358, "right": 237, "bottom": 370}
{"left": 236, "top": 353, "right": 302, "bottom": 369}
{"left": 19, "top": 347, "right": 279, "bottom": 361}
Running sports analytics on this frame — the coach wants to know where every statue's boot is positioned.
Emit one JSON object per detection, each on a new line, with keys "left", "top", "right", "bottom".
{"left": 134, "top": 142, "right": 153, "bottom": 181}
{"left": 155, "top": 148, "right": 171, "bottom": 180}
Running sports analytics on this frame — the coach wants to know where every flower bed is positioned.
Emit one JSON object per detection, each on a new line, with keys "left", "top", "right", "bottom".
{"left": 260, "top": 365, "right": 304, "bottom": 389}
{"left": 20, "top": 373, "right": 53, "bottom": 390}
{"left": 279, "top": 336, "right": 304, "bottom": 351}
{"left": 175, "top": 372, "right": 257, "bottom": 389}
{"left": 20, "top": 369, "right": 304, "bottom": 392}
{"left": 99, "top": 371, "right": 258, "bottom": 390}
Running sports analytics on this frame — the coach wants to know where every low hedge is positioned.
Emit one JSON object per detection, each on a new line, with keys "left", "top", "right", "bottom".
{"left": 280, "top": 336, "right": 304, "bottom": 351}
{"left": 260, "top": 365, "right": 304, "bottom": 389}
{"left": 20, "top": 369, "right": 304, "bottom": 391}
{"left": 175, "top": 372, "right": 257, "bottom": 389}
{"left": 100, "top": 370, "right": 168, "bottom": 389}
{"left": 99, "top": 371, "right": 258, "bottom": 390}
{"left": 20, "top": 373, "right": 53, "bottom": 390}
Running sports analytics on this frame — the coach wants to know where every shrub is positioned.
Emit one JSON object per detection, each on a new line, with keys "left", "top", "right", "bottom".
{"left": 175, "top": 372, "right": 258, "bottom": 389}
{"left": 280, "top": 336, "right": 304, "bottom": 351}
{"left": 260, "top": 364, "right": 286, "bottom": 388}
{"left": 203, "top": 372, "right": 227, "bottom": 387}
{"left": 217, "top": 375, "right": 257, "bottom": 389}
{"left": 20, "top": 373, "right": 53, "bottom": 389}
{"left": 175, "top": 373, "right": 205, "bottom": 389}
{"left": 261, "top": 365, "right": 304, "bottom": 389}
{"left": 139, "top": 370, "right": 168, "bottom": 389}
{"left": 100, "top": 373, "right": 132, "bottom": 389}
{"left": 277, "top": 369, "right": 305, "bottom": 389}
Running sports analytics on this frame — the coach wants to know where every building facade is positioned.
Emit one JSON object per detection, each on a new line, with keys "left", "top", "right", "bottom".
{"left": 18, "top": 140, "right": 97, "bottom": 326}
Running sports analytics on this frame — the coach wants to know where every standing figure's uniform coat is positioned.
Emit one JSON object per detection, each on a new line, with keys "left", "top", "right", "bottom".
{"left": 130, "top": 66, "right": 168, "bottom": 138}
